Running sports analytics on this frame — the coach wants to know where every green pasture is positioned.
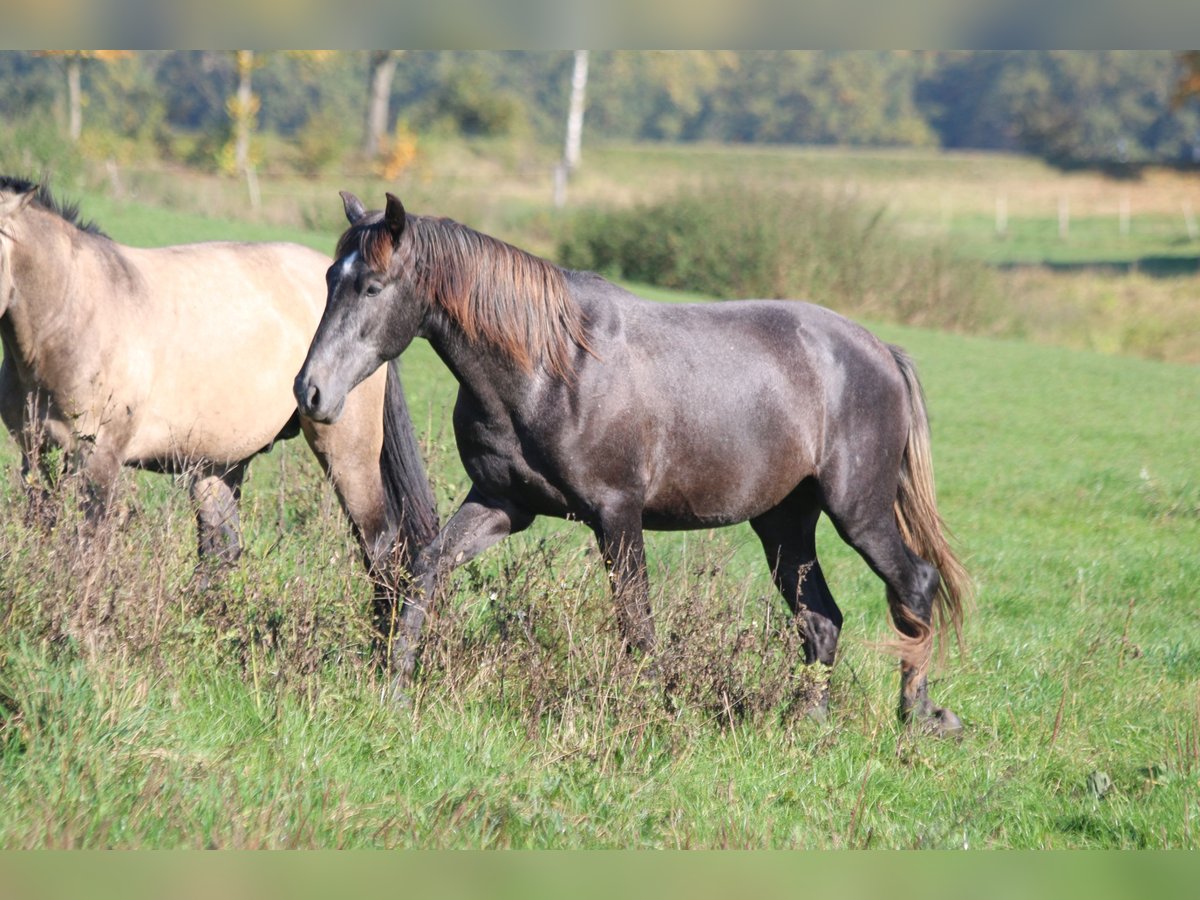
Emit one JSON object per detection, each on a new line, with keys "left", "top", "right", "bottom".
{"left": 0, "top": 187, "right": 1198, "bottom": 848}
{"left": 938, "top": 212, "right": 1200, "bottom": 270}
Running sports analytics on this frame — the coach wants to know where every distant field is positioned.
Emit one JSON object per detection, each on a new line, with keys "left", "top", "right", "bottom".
{"left": 0, "top": 193, "right": 1197, "bottom": 847}
{"left": 61, "top": 140, "right": 1200, "bottom": 364}
{"left": 78, "top": 140, "right": 1200, "bottom": 260}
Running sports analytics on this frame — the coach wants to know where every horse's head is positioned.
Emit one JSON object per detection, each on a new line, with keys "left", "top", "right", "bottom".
{"left": 295, "top": 191, "right": 424, "bottom": 423}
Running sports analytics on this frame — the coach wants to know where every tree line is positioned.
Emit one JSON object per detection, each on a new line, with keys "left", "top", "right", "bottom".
{"left": 2, "top": 51, "right": 1199, "bottom": 169}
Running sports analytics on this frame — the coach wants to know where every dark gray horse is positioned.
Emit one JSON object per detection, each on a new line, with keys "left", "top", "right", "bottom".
{"left": 296, "top": 192, "right": 971, "bottom": 735}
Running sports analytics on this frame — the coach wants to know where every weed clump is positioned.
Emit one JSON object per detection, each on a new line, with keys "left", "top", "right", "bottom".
{"left": 558, "top": 182, "right": 1003, "bottom": 332}
{"left": 413, "top": 536, "right": 825, "bottom": 747}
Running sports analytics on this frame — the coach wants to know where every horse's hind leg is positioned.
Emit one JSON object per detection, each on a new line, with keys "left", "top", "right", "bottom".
{"left": 750, "top": 490, "right": 842, "bottom": 718}
{"left": 299, "top": 372, "right": 399, "bottom": 658}
{"left": 825, "top": 502, "right": 961, "bottom": 737}
{"left": 299, "top": 370, "right": 391, "bottom": 569}
{"left": 190, "top": 463, "right": 246, "bottom": 580}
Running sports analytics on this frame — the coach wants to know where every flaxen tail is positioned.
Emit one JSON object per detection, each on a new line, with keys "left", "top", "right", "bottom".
{"left": 888, "top": 345, "right": 971, "bottom": 672}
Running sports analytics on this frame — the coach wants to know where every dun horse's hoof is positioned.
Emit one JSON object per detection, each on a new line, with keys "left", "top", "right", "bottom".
{"left": 913, "top": 706, "right": 964, "bottom": 739}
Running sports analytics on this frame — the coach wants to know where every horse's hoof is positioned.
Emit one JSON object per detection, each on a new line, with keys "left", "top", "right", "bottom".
{"left": 914, "top": 706, "right": 964, "bottom": 740}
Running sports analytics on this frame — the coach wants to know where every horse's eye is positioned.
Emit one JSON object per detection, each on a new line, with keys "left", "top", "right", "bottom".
{"left": 364, "top": 282, "right": 383, "bottom": 298}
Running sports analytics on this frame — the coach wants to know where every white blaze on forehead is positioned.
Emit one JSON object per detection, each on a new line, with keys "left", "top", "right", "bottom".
{"left": 338, "top": 251, "right": 359, "bottom": 279}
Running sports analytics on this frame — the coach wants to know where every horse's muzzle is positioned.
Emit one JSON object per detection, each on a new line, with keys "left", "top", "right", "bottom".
{"left": 294, "top": 372, "right": 345, "bottom": 424}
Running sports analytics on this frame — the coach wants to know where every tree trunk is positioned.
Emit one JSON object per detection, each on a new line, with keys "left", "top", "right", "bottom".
{"left": 234, "top": 50, "right": 254, "bottom": 175}
{"left": 563, "top": 50, "right": 589, "bottom": 172}
{"left": 364, "top": 50, "right": 400, "bottom": 157}
{"left": 67, "top": 55, "right": 83, "bottom": 142}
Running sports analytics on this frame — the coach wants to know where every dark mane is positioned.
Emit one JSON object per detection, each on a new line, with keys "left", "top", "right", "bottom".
{"left": 0, "top": 175, "right": 107, "bottom": 238}
{"left": 338, "top": 213, "right": 591, "bottom": 380}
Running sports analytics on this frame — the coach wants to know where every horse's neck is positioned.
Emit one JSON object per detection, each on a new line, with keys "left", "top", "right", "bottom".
{"left": 4, "top": 224, "right": 106, "bottom": 382}
{"left": 423, "top": 311, "right": 535, "bottom": 415}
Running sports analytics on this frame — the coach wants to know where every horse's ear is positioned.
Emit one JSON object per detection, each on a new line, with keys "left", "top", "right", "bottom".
{"left": 0, "top": 186, "right": 36, "bottom": 221}
{"left": 340, "top": 191, "right": 368, "bottom": 225}
{"left": 384, "top": 193, "right": 407, "bottom": 239}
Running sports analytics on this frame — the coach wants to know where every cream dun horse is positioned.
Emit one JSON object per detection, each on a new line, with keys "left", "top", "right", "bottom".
{"left": 0, "top": 176, "right": 437, "bottom": 593}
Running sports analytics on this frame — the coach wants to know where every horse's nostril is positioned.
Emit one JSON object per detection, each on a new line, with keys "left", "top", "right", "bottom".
{"left": 295, "top": 375, "right": 320, "bottom": 413}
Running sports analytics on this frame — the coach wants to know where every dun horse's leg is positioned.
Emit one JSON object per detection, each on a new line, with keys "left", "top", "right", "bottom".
{"left": 301, "top": 383, "right": 411, "bottom": 672}
{"left": 593, "top": 504, "right": 654, "bottom": 654}
{"left": 829, "top": 510, "right": 962, "bottom": 737}
{"left": 299, "top": 382, "right": 390, "bottom": 572}
{"left": 190, "top": 463, "right": 246, "bottom": 572}
{"left": 299, "top": 370, "right": 432, "bottom": 662}
{"left": 14, "top": 443, "right": 63, "bottom": 531}
{"left": 1, "top": 381, "right": 55, "bottom": 527}
{"left": 302, "top": 414, "right": 392, "bottom": 634}
{"left": 18, "top": 454, "right": 57, "bottom": 528}
{"left": 387, "top": 487, "right": 532, "bottom": 700}
{"left": 749, "top": 497, "right": 842, "bottom": 718}
{"left": 77, "top": 441, "right": 124, "bottom": 526}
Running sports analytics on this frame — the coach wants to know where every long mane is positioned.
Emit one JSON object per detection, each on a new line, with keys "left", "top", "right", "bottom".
{"left": 0, "top": 175, "right": 107, "bottom": 237}
{"left": 338, "top": 213, "right": 590, "bottom": 380}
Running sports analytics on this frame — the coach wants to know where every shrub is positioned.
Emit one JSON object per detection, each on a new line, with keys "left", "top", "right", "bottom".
{"left": 558, "top": 183, "right": 1004, "bottom": 332}
{"left": 291, "top": 109, "right": 351, "bottom": 178}
{"left": 0, "top": 117, "right": 84, "bottom": 185}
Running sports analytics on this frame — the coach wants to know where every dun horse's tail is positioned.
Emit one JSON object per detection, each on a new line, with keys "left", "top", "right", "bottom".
{"left": 888, "top": 345, "right": 971, "bottom": 671}
{"left": 381, "top": 361, "right": 440, "bottom": 569}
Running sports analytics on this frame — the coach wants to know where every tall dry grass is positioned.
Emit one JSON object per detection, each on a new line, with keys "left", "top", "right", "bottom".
{"left": 0, "top": 426, "right": 833, "bottom": 763}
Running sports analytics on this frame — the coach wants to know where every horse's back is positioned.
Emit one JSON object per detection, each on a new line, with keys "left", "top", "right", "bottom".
{"left": 574, "top": 278, "right": 902, "bottom": 415}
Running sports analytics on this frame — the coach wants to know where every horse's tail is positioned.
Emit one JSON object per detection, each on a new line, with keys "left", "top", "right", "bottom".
{"left": 381, "top": 360, "right": 439, "bottom": 569}
{"left": 888, "top": 345, "right": 971, "bottom": 671}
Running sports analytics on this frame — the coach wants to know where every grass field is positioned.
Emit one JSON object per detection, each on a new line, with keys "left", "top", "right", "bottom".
{"left": 0, "top": 175, "right": 1197, "bottom": 847}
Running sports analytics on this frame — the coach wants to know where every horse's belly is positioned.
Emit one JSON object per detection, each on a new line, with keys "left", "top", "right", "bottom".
{"left": 632, "top": 393, "right": 816, "bottom": 529}
{"left": 129, "top": 403, "right": 293, "bottom": 468}
{"left": 130, "top": 351, "right": 301, "bottom": 465}
{"left": 642, "top": 451, "right": 811, "bottom": 530}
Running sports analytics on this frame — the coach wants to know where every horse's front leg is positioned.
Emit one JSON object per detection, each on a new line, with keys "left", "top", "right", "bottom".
{"left": 593, "top": 504, "right": 654, "bottom": 654}
{"left": 3, "top": 384, "right": 62, "bottom": 528}
{"left": 74, "top": 436, "right": 125, "bottom": 528}
{"left": 188, "top": 463, "right": 248, "bottom": 589}
{"left": 386, "top": 486, "right": 533, "bottom": 700}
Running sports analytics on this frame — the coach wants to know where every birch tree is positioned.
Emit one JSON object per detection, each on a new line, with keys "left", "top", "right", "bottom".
{"left": 36, "top": 50, "right": 133, "bottom": 142}
{"left": 555, "top": 50, "right": 589, "bottom": 207}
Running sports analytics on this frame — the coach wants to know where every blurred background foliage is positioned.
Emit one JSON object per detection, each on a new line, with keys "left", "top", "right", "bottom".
{"left": 2, "top": 51, "right": 1200, "bottom": 172}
